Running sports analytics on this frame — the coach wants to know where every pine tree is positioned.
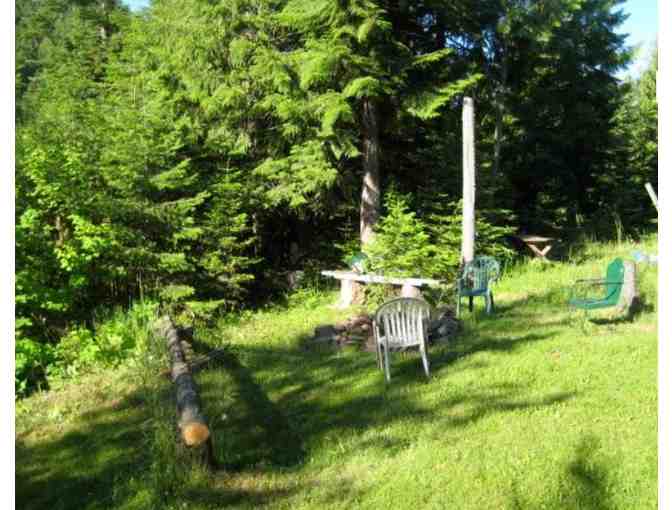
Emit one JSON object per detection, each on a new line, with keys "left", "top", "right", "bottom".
{"left": 278, "top": 0, "right": 481, "bottom": 248}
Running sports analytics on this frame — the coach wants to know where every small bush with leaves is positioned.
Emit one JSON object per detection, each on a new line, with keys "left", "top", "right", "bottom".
{"left": 364, "top": 190, "right": 437, "bottom": 278}
{"left": 15, "top": 336, "right": 54, "bottom": 397}
{"left": 364, "top": 190, "right": 515, "bottom": 284}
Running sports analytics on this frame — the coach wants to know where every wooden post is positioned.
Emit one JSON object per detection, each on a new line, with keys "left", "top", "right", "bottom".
{"left": 645, "top": 182, "right": 659, "bottom": 212}
{"left": 618, "top": 260, "right": 638, "bottom": 314}
{"left": 462, "top": 97, "right": 476, "bottom": 265}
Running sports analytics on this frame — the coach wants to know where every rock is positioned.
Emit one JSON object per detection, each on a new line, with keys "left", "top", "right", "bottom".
{"left": 313, "top": 325, "right": 338, "bottom": 344}
{"left": 333, "top": 323, "right": 348, "bottom": 333}
{"left": 428, "top": 307, "right": 459, "bottom": 343}
{"left": 315, "top": 325, "right": 337, "bottom": 338}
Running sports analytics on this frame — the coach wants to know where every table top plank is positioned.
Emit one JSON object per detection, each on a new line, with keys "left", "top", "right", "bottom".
{"left": 517, "top": 235, "right": 555, "bottom": 243}
{"left": 321, "top": 270, "right": 442, "bottom": 287}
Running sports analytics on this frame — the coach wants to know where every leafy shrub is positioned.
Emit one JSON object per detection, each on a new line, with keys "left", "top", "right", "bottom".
{"left": 15, "top": 301, "right": 160, "bottom": 395}
{"left": 15, "top": 336, "right": 54, "bottom": 397}
{"left": 52, "top": 326, "right": 100, "bottom": 376}
{"left": 424, "top": 196, "right": 516, "bottom": 279}
{"left": 364, "top": 190, "right": 516, "bottom": 283}
{"left": 364, "top": 190, "right": 436, "bottom": 277}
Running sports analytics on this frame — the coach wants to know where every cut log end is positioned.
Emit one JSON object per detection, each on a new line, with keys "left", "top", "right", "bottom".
{"left": 182, "top": 422, "right": 210, "bottom": 447}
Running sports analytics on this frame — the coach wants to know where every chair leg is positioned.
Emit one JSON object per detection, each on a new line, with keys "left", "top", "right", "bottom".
{"left": 420, "top": 341, "right": 430, "bottom": 379}
{"left": 469, "top": 296, "right": 474, "bottom": 312}
{"left": 383, "top": 343, "right": 391, "bottom": 383}
{"left": 490, "top": 291, "right": 495, "bottom": 313}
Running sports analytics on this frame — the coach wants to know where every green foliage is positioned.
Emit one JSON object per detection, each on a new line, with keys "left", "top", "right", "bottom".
{"left": 15, "top": 301, "right": 159, "bottom": 395}
{"left": 423, "top": 196, "right": 517, "bottom": 277}
{"left": 364, "top": 190, "right": 436, "bottom": 277}
{"left": 15, "top": 337, "right": 54, "bottom": 397}
{"left": 364, "top": 190, "right": 516, "bottom": 282}
{"left": 15, "top": 0, "right": 648, "bottom": 389}
{"left": 606, "top": 46, "right": 658, "bottom": 235}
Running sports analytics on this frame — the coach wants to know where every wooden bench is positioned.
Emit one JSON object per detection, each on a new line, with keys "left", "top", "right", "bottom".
{"left": 321, "top": 270, "right": 442, "bottom": 308}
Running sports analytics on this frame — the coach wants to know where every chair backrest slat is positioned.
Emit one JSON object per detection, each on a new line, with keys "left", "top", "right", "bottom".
{"left": 459, "top": 256, "right": 500, "bottom": 293}
{"left": 375, "top": 298, "right": 431, "bottom": 349}
{"left": 604, "top": 258, "right": 625, "bottom": 305}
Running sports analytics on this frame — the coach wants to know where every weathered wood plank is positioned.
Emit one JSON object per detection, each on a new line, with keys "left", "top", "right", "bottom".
{"left": 321, "top": 270, "right": 441, "bottom": 287}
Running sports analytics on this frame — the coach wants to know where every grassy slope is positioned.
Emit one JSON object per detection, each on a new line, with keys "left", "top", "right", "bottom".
{"left": 16, "top": 236, "right": 658, "bottom": 509}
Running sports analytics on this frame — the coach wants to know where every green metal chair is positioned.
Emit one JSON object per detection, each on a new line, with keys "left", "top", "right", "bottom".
{"left": 456, "top": 256, "right": 500, "bottom": 318}
{"left": 568, "top": 258, "right": 625, "bottom": 312}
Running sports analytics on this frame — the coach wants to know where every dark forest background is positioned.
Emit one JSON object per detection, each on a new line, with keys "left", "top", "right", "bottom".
{"left": 15, "top": 0, "right": 657, "bottom": 393}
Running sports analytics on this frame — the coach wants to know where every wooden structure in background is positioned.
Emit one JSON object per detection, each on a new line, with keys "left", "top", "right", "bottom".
{"left": 516, "top": 235, "right": 556, "bottom": 260}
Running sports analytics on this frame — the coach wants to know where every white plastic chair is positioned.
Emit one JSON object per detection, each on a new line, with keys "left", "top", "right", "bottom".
{"left": 373, "top": 298, "right": 432, "bottom": 382}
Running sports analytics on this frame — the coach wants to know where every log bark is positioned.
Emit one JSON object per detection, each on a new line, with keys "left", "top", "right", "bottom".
{"left": 360, "top": 98, "right": 381, "bottom": 248}
{"left": 154, "top": 316, "right": 212, "bottom": 453}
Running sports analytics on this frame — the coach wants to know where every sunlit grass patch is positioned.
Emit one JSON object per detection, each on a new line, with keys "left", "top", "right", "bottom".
{"left": 16, "top": 235, "right": 657, "bottom": 509}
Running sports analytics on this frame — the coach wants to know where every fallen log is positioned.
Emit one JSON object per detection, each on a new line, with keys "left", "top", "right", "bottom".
{"left": 159, "top": 348, "right": 230, "bottom": 379}
{"left": 154, "top": 316, "right": 213, "bottom": 456}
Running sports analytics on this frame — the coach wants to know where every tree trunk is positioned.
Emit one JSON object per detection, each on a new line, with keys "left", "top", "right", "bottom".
{"left": 54, "top": 215, "right": 70, "bottom": 248}
{"left": 154, "top": 316, "right": 214, "bottom": 466}
{"left": 360, "top": 98, "right": 381, "bottom": 248}
{"left": 493, "top": 100, "right": 502, "bottom": 178}
{"left": 492, "top": 44, "right": 508, "bottom": 179}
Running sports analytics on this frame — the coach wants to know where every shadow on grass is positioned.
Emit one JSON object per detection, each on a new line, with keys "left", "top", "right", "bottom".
{"left": 186, "top": 324, "right": 575, "bottom": 473}
{"left": 16, "top": 299, "right": 583, "bottom": 510}
{"left": 15, "top": 389, "right": 150, "bottom": 510}
{"left": 15, "top": 373, "right": 307, "bottom": 510}
{"left": 510, "top": 435, "right": 615, "bottom": 510}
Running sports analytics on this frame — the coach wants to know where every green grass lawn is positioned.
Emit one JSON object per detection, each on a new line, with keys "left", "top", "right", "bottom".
{"left": 16, "top": 236, "right": 658, "bottom": 509}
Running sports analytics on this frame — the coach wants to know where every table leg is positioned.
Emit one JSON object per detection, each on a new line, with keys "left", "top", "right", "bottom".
{"left": 338, "top": 280, "right": 354, "bottom": 308}
{"left": 527, "top": 243, "right": 551, "bottom": 259}
{"left": 400, "top": 283, "right": 422, "bottom": 299}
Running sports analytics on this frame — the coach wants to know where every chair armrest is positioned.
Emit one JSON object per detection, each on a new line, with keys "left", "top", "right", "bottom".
{"left": 574, "top": 279, "right": 622, "bottom": 286}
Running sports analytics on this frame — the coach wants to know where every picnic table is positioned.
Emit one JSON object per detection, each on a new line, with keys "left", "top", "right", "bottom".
{"left": 516, "top": 235, "right": 557, "bottom": 260}
{"left": 321, "top": 270, "right": 442, "bottom": 308}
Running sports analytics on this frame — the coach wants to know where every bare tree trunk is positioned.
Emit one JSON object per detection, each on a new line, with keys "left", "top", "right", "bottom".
{"left": 360, "top": 98, "right": 381, "bottom": 248}
{"left": 493, "top": 45, "right": 507, "bottom": 179}
{"left": 493, "top": 102, "right": 502, "bottom": 178}
{"left": 54, "top": 215, "right": 70, "bottom": 248}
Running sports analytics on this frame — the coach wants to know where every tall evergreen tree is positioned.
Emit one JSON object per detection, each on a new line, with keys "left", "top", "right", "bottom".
{"left": 279, "top": 0, "right": 480, "bottom": 247}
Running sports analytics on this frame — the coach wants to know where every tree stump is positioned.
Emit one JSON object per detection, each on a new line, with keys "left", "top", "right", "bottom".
{"left": 618, "top": 261, "right": 638, "bottom": 315}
